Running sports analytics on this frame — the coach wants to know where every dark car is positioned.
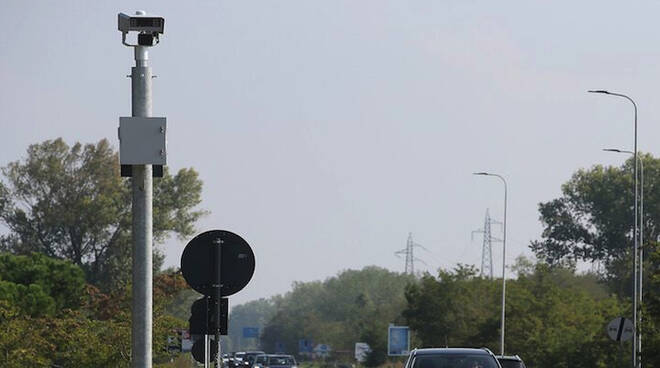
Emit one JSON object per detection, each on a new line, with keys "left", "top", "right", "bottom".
{"left": 495, "top": 355, "right": 525, "bottom": 368}
{"left": 404, "top": 348, "right": 501, "bottom": 368}
{"left": 244, "top": 351, "right": 266, "bottom": 368}
{"left": 264, "top": 354, "right": 297, "bottom": 368}
{"left": 253, "top": 354, "right": 269, "bottom": 368}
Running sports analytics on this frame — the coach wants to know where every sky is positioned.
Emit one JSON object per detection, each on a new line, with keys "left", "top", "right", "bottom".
{"left": 2, "top": 1, "right": 660, "bottom": 306}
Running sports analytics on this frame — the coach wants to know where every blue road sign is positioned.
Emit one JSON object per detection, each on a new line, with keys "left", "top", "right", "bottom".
{"left": 388, "top": 326, "right": 410, "bottom": 356}
{"left": 298, "top": 339, "right": 313, "bottom": 353}
{"left": 243, "top": 327, "right": 260, "bottom": 338}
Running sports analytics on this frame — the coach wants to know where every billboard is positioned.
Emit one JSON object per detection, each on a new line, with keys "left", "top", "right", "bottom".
{"left": 387, "top": 325, "right": 410, "bottom": 356}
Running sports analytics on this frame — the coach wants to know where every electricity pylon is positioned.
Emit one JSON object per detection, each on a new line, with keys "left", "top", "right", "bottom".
{"left": 472, "top": 209, "right": 501, "bottom": 279}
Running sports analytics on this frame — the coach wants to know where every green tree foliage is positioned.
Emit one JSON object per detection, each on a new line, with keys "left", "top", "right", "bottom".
{"left": 404, "top": 264, "right": 500, "bottom": 348}
{"left": 260, "top": 266, "right": 415, "bottom": 363}
{"left": 0, "top": 138, "right": 206, "bottom": 290}
{"left": 529, "top": 154, "right": 660, "bottom": 294}
{"left": 0, "top": 252, "right": 85, "bottom": 317}
{"left": 0, "top": 259, "right": 191, "bottom": 367}
{"left": 643, "top": 246, "right": 660, "bottom": 367}
{"left": 403, "top": 261, "right": 626, "bottom": 368}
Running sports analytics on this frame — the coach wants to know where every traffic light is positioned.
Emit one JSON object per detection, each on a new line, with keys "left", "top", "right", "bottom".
{"left": 189, "top": 297, "right": 228, "bottom": 335}
{"left": 189, "top": 296, "right": 228, "bottom": 364}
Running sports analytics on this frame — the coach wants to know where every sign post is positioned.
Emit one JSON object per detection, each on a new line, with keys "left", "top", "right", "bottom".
{"left": 182, "top": 230, "right": 256, "bottom": 367}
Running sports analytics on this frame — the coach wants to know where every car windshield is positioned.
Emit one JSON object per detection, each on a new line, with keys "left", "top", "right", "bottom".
{"left": 268, "top": 357, "right": 295, "bottom": 366}
{"left": 413, "top": 354, "right": 499, "bottom": 368}
{"left": 497, "top": 361, "right": 524, "bottom": 368}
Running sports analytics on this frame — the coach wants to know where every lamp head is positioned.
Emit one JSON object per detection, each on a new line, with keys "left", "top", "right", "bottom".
{"left": 588, "top": 90, "right": 609, "bottom": 94}
{"left": 473, "top": 172, "right": 490, "bottom": 176}
{"left": 603, "top": 148, "right": 622, "bottom": 153}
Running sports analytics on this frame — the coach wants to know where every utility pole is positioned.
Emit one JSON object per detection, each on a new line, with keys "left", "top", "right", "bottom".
{"left": 118, "top": 11, "right": 166, "bottom": 368}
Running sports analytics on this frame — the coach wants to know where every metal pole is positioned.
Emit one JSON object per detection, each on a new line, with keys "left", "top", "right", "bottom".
{"left": 638, "top": 156, "right": 644, "bottom": 367}
{"left": 214, "top": 238, "right": 223, "bottom": 368}
{"left": 633, "top": 98, "right": 639, "bottom": 368}
{"left": 205, "top": 333, "right": 210, "bottom": 368}
{"left": 589, "top": 90, "right": 638, "bottom": 368}
{"left": 501, "top": 177, "right": 507, "bottom": 356}
{"left": 473, "top": 172, "right": 507, "bottom": 356}
{"left": 131, "top": 42, "right": 153, "bottom": 368}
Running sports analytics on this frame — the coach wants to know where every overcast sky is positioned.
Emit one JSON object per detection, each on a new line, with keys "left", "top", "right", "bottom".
{"left": 2, "top": 1, "right": 660, "bottom": 306}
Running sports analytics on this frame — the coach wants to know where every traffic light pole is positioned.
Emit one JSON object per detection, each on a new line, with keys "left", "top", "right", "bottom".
{"left": 214, "top": 239, "right": 223, "bottom": 368}
{"left": 131, "top": 43, "right": 154, "bottom": 368}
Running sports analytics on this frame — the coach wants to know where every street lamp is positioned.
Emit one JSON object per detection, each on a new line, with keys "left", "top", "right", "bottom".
{"left": 473, "top": 172, "right": 507, "bottom": 356}
{"left": 603, "top": 148, "right": 645, "bottom": 363}
{"left": 590, "top": 89, "right": 639, "bottom": 368}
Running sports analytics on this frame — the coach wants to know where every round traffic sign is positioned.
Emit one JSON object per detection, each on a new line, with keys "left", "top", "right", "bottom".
{"left": 181, "top": 230, "right": 255, "bottom": 297}
{"left": 606, "top": 317, "right": 634, "bottom": 342}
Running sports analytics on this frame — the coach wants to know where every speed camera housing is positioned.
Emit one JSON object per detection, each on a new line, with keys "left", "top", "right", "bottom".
{"left": 118, "top": 13, "right": 164, "bottom": 34}
{"left": 118, "top": 12, "right": 164, "bottom": 46}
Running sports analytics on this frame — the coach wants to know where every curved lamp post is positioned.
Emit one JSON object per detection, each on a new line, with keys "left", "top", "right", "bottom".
{"left": 604, "top": 148, "right": 644, "bottom": 365}
{"left": 473, "top": 172, "right": 507, "bottom": 356}
{"left": 590, "top": 89, "right": 639, "bottom": 368}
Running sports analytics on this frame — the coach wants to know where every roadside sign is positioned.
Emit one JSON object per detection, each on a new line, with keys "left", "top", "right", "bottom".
{"left": 243, "top": 327, "right": 260, "bottom": 338}
{"left": 388, "top": 325, "right": 410, "bottom": 356}
{"left": 299, "top": 339, "right": 313, "bottom": 354}
{"left": 181, "top": 230, "right": 255, "bottom": 297}
{"left": 355, "top": 342, "right": 371, "bottom": 362}
{"left": 607, "top": 317, "right": 634, "bottom": 342}
{"left": 181, "top": 330, "right": 193, "bottom": 352}
{"left": 314, "top": 344, "right": 331, "bottom": 358}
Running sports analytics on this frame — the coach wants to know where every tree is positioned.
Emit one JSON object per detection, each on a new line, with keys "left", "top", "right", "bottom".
{"left": 643, "top": 245, "right": 660, "bottom": 367}
{"left": 530, "top": 154, "right": 660, "bottom": 293}
{"left": 0, "top": 138, "right": 206, "bottom": 290}
{"left": 403, "top": 264, "right": 499, "bottom": 348}
{"left": 403, "top": 262, "right": 626, "bottom": 368}
{"left": 260, "top": 266, "right": 415, "bottom": 360}
{"left": 227, "top": 298, "right": 277, "bottom": 351}
{"left": 0, "top": 252, "right": 86, "bottom": 316}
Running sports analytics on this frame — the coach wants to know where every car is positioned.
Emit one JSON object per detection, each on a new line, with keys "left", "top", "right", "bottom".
{"left": 495, "top": 355, "right": 526, "bottom": 368}
{"left": 232, "top": 352, "right": 247, "bottom": 368}
{"left": 243, "top": 351, "right": 266, "bottom": 368}
{"left": 253, "top": 354, "right": 269, "bottom": 368}
{"left": 404, "top": 348, "right": 501, "bottom": 368}
{"left": 262, "top": 354, "right": 297, "bottom": 368}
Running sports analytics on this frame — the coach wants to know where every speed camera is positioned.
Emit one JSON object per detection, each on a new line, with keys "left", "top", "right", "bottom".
{"left": 118, "top": 13, "right": 164, "bottom": 34}
{"left": 118, "top": 12, "right": 164, "bottom": 46}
